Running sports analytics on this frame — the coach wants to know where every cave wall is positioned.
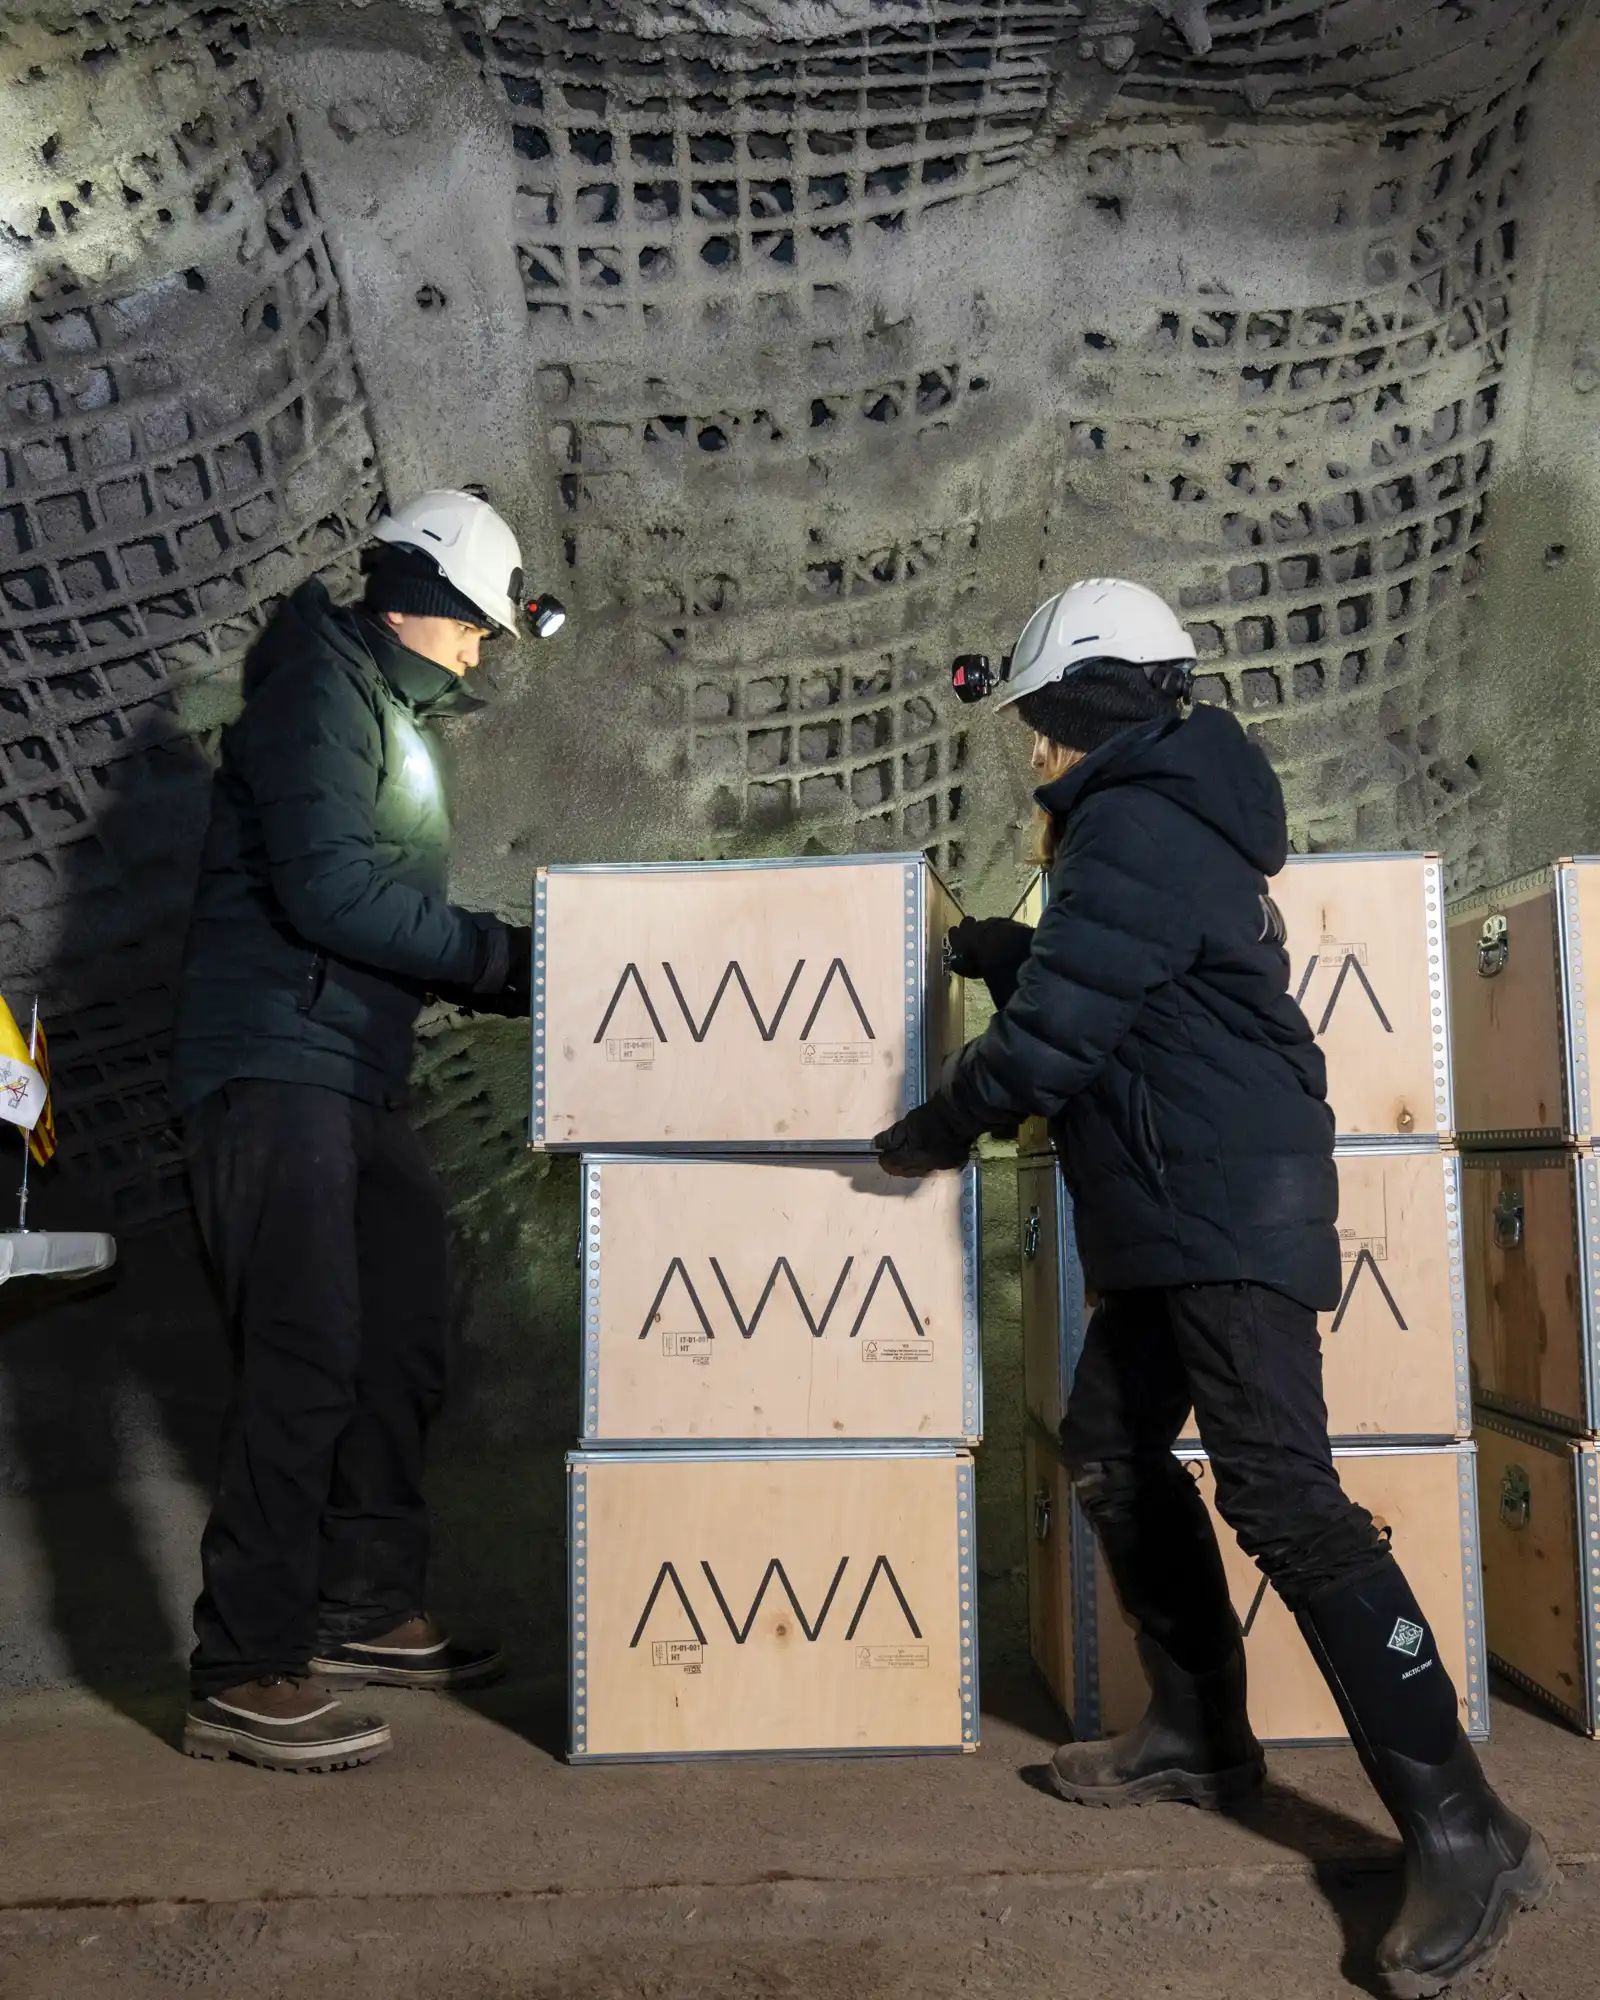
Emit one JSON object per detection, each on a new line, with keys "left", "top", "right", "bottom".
{"left": 2, "top": 0, "right": 1598, "bottom": 1701}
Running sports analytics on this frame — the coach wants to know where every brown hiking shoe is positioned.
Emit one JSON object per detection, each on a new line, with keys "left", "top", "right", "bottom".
{"left": 183, "top": 1675, "right": 391, "bottom": 1773}
{"left": 311, "top": 1613, "right": 504, "bottom": 1691}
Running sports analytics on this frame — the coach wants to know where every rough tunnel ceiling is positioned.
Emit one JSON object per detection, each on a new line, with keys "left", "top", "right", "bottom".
{"left": 0, "top": 0, "right": 1586, "bottom": 1233}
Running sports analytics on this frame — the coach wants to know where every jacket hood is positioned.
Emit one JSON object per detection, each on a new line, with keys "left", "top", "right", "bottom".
{"left": 245, "top": 580, "right": 486, "bottom": 717}
{"left": 1035, "top": 703, "right": 1288, "bottom": 876}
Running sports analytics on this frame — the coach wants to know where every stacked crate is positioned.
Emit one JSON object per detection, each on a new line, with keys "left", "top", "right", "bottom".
{"left": 1022, "top": 854, "right": 1490, "bottom": 1746}
{"left": 530, "top": 855, "right": 982, "bottom": 1761}
{"left": 1448, "top": 861, "right": 1600, "bottom": 1735}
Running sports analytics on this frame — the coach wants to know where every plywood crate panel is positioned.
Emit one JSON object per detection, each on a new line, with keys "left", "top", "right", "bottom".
{"left": 1449, "top": 860, "right": 1600, "bottom": 1146}
{"left": 1025, "top": 1432, "right": 1487, "bottom": 1746}
{"left": 1019, "top": 1148, "right": 1469, "bottom": 1443}
{"left": 1273, "top": 854, "right": 1452, "bottom": 1145}
{"left": 580, "top": 1155, "right": 980, "bottom": 1445}
{"left": 532, "top": 855, "right": 963, "bottom": 1150}
{"left": 1462, "top": 1150, "right": 1600, "bottom": 1436}
{"left": 569, "top": 1447, "right": 976, "bottom": 1760}
{"left": 1475, "top": 1413, "right": 1600, "bottom": 1735}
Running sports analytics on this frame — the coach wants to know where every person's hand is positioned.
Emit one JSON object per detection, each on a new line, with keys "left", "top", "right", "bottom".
{"left": 944, "top": 916, "right": 1033, "bottom": 981}
{"left": 442, "top": 923, "right": 532, "bottom": 1018}
{"left": 470, "top": 924, "right": 532, "bottom": 1018}
{"left": 872, "top": 1097, "right": 975, "bottom": 1179}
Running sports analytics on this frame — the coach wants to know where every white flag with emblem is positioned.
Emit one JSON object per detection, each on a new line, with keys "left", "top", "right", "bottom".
{"left": 0, "top": 994, "right": 46, "bottom": 1133}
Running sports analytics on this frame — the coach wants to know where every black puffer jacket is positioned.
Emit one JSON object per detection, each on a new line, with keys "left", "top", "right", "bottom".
{"left": 944, "top": 705, "right": 1339, "bottom": 1310}
{"left": 173, "top": 581, "right": 510, "bottom": 1112}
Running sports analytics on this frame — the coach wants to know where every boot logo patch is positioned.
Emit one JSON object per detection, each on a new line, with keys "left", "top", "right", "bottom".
{"left": 1386, "top": 1617, "right": 1425, "bottom": 1658}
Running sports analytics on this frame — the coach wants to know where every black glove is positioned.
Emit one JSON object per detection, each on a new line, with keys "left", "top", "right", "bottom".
{"left": 473, "top": 923, "right": 533, "bottom": 1019}
{"left": 872, "top": 1096, "right": 976, "bottom": 1179}
{"left": 438, "top": 923, "right": 533, "bottom": 1019}
{"left": 945, "top": 917, "right": 1034, "bottom": 1010}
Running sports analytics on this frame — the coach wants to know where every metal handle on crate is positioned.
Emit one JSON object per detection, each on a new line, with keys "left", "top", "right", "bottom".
{"left": 1032, "top": 1484, "right": 1052, "bottom": 1542}
{"left": 1493, "top": 1185, "right": 1524, "bottom": 1250}
{"left": 1022, "top": 1206, "right": 1041, "bottom": 1259}
{"left": 1479, "top": 911, "right": 1509, "bottom": 978}
{"left": 1499, "top": 1464, "right": 1532, "bottom": 1531}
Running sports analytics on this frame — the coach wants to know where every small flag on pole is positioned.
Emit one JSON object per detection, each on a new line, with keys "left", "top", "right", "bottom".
{"left": 28, "top": 1019, "right": 56, "bottom": 1168}
{"left": 0, "top": 994, "right": 47, "bottom": 1137}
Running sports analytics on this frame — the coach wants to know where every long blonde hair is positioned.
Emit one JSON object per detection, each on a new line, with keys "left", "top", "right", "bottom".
{"left": 1031, "top": 736, "right": 1085, "bottom": 869}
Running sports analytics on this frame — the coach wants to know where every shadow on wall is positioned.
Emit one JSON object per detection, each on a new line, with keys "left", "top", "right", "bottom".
{"left": 0, "top": 896, "right": 588, "bottom": 1727}
{"left": 0, "top": 709, "right": 225, "bottom": 1721}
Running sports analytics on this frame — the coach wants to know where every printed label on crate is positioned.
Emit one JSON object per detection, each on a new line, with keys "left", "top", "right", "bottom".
{"left": 801, "top": 1042, "right": 874, "bottom": 1067}
{"left": 1338, "top": 1226, "right": 1391, "bottom": 1261}
{"left": 862, "top": 1339, "right": 934, "bottom": 1365}
{"left": 856, "top": 1645, "right": 930, "bottom": 1670}
{"left": 661, "top": 1330, "right": 713, "bottom": 1361}
{"left": 605, "top": 1037, "right": 655, "bottom": 1065}
{"left": 651, "top": 1641, "right": 704, "bottom": 1670}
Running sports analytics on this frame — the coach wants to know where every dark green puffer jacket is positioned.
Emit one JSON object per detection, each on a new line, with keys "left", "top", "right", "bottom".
{"left": 173, "top": 580, "right": 510, "bottom": 1111}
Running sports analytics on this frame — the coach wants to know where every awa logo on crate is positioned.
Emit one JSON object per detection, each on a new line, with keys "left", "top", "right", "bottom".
{"left": 593, "top": 956, "right": 876, "bottom": 1053}
{"left": 1292, "top": 944, "right": 1394, "bottom": 1037}
{"left": 629, "top": 1552, "right": 923, "bottom": 1650}
{"left": 637, "top": 1252, "right": 923, "bottom": 1344}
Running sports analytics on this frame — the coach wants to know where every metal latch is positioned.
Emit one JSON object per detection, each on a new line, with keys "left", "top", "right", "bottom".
{"left": 1479, "top": 911, "right": 1509, "bottom": 977}
{"left": 1022, "top": 1206, "right": 1041, "bottom": 1259}
{"left": 1499, "top": 1464, "right": 1532, "bottom": 1531}
{"left": 1493, "top": 1185, "right": 1524, "bottom": 1250}
{"left": 1032, "top": 1484, "right": 1052, "bottom": 1542}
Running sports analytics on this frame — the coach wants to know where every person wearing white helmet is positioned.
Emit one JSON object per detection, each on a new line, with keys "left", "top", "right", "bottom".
{"left": 875, "top": 579, "right": 1551, "bottom": 1996}
{"left": 172, "top": 491, "right": 562, "bottom": 1775}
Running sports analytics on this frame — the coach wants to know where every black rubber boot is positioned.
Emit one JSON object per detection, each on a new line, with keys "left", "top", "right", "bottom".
{"left": 1297, "top": 1566, "right": 1556, "bottom": 1997}
{"left": 1363, "top": 1732, "right": 1557, "bottom": 1998}
{"left": 1047, "top": 1633, "right": 1266, "bottom": 1809}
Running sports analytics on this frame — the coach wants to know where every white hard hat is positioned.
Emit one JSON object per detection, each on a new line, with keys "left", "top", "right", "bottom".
{"left": 371, "top": 490, "right": 524, "bottom": 637}
{"left": 995, "top": 578, "right": 1197, "bottom": 711}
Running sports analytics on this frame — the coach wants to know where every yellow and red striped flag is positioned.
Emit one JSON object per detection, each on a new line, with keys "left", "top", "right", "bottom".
{"left": 28, "top": 1019, "right": 56, "bottom": 1168}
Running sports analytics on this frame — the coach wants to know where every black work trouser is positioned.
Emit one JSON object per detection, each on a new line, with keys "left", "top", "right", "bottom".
{"left": 1060, "top": 1282, "right": 1393, "bottom": 1675}
{"left": 185, "top": 1081, "right": 450, "bottom": 1697}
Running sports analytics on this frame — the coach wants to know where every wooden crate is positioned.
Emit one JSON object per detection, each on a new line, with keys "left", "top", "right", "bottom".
{"left": 1274, "top": 854, "right": 1453, "bottom": 1145}
{"left": 531, "top": 855, "right": 963, "bottom": 1150}
{"left": 579, "top": 1155, "right": 981, "bottom": 1445}
{"left": 1475, "top": 1411, "right": 1600, "bottom": 1735}
{"left": 1025, "top": 1430, "right": 1488, "bottom": 1746}
{"left": 1449, "top": 860, "right": 1600, "bottom": 1146}
{"left": 1019, "top": 1148, "right": 1470, "bottom": 1444}
{"left": 568, "top": 1448, "right": 977, "bottom": 1760}
{"left": 1462, "top": 1150, "right": 1600, "bottom": 1435}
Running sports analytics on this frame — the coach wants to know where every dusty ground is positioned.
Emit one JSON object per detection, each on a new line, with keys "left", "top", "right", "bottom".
{"left": 1, "top": 1671, "right": 1594, "bottom": 2000}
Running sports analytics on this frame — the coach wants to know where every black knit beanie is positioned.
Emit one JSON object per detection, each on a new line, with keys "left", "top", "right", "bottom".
{"left": 360, "top": 542, "right": 492, "bottom": 630}
{"left": 1014, "top": 655, "right": 1182, "bottom": 754}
